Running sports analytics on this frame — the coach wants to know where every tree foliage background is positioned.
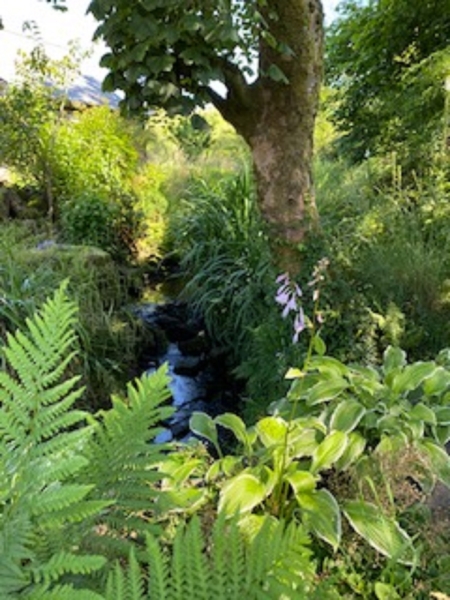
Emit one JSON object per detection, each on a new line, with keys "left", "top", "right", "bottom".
{"left": 326, "top": 0, "right": 450, "bottom": 169}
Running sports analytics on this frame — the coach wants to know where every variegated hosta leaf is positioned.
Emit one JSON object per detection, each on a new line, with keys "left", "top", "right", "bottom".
{"left": 218, "top": 472, "right": 268, "bottom": 515}
{"left": 310, "top": 430, "right": 348, "bottom": 474}
{"left": 330, "top": 399, "right": 366, "bottom": 433}
{"left": 297, "top": 489, "right": 341, "bottom": 550}
{"left": 343, "top": 500, "right": 416, "bottom": 564}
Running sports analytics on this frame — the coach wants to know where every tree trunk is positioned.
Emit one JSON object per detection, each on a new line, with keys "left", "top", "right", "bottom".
{"left": 213, "top": 0, "right": 324, "bottom": 273}
{"left": 248, "top": 90, "right": 319, "bottom": 272}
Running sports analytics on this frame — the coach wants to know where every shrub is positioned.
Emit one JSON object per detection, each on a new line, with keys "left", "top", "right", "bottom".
{"left": 60, "top": 191, "right": 142, "bottom": 261}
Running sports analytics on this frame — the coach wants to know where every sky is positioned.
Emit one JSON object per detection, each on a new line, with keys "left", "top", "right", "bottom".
{"left": 1, "top": 0, "right": 341, "bottom": 83}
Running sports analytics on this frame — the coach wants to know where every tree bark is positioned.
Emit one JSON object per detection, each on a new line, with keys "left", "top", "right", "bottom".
{"left": 210, "top": 0, "right": 324, "bottom": 273}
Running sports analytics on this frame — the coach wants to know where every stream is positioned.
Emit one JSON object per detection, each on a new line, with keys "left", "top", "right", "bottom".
{"left": 135, "top": 295, "right": 240, "bottom": 444}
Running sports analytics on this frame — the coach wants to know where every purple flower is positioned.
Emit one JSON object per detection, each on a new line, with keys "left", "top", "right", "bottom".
{"left": 282, "top": 295, "right": 297, "bottom": 318}
{"left": 293, "top": 308, "right": 306, "bottom": 343}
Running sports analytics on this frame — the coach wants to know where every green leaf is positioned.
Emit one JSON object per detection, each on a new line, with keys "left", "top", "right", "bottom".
{"left": 312, "top": 334, "right": 327, "bottom": 356}
{"left": 335, "top": 432, "right": 366, "bottom": 470}
{"left": 255, "top": 416, "right": 287, "bottom": 448}
{"left": 307, "top": 378, "right": 348, "bottom": 406}
{"left": 311, "top": 430, "right": 348, "bottom": 474}
{"left": 408, "top": 402, "right": 437, "bottom": 425}
{"left": 343, "top": 500, "right": 415, "bottom": 564}
{"left": 435, "top": 406, "right": 450, "bottom": 425}
{"left": 218, "top": 473, "right": 267, "bottom": 515}
{"left": 423, "top": 366, "right": 450, "bottom": 396}
{"left": 383, "top": 346, "right": 406, "bottom": 375}
{"left": 390, "top": 362, "right": 436, "bottom": 394}
{"left": 286, "top": 470, "right": 317, "bottom": 494}
{"left": 288, "top": 427, "right": 320, "bottom": 459}
{"left": 419, "top": 439, "right": 450, "bottom": 487}
{"left": 307, "top": 355, "right": 349, "bottom": 377}
{"left": 297, "top": 489, "right": 341, "bottom": 550}
{"left": 330, "top": 399, "right": 366, "bottom": 433}
{"left": 374, "top": 582, "right": 401, "bottom": 600}
{"left": 189, "top": 412, "right": 221, "bottom": 456}
{"left": 433, "top": 424, "right": 450, "bottom": 446}
{"left": 215, "top": 413, "right": 249, "bottom": 450}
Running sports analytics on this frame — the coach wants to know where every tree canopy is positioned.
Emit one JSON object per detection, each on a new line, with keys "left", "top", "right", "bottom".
{"left": 326, "top": 0, "right": 450, "bottom": 166}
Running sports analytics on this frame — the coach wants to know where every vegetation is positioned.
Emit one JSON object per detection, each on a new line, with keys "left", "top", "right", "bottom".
{"left": 89, "top": 0, "right": 324, "bottom": 269}
{"left": 2, "top": 0, "right": 450, "bottom": 596}
{"left": 326, "top": 0, "right": 450, "bottom": 169}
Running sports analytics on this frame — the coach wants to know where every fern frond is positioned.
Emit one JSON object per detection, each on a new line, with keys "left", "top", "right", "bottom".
{"left": 33, "top": 551, "right": 106, "bottom": 587}
{"left": 26, "top": 584, "right": 105, "bottom": 600}
{"left": 79, "top": 367, "right": 174, "bottom": 557}
{"left": 105, "top": 515, "right": 317, "bottom": 599}
{"left": 146, "top": 534, "right": 170, "bottom": 600}
{"left": 0, "top": 284, "right": 106, "bottom": 595}
{"left": 183, "top": 516, "right": 208, "bottom": 600}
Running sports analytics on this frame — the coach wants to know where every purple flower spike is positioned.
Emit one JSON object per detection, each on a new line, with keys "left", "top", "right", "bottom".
{"left": 292, "top": 308, "right": 306, "bottom": 343}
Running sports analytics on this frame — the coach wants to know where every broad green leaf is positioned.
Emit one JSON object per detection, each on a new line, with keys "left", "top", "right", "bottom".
{"left": 255, "top": 416, "right": 287, "bottom": 448}
{"left": 335, "top": 432, "right": 366, "bottom": 470}
{"left": 286, "top": 470, "right": 317, "bottom": 494}
{"left": 311, "top": 430, "right": 348, "bottom": 474}
{"left": 408, "top": 402, "right": 437, "bottom": 425}
{"left": 307, "top": 355, "right": 349, "bottom": 377}
{"left": 423, "top": 366, "right": 450, "bottom": 396}
{"left": 189, "top": 412, "right": 221, "bottom": 455}
{"left": 343, "top": 500, "right": 415, "bottom": 564}
{"left": 378, "top": 414, "right": 405, "bottom": 436}
{"left": 349, "top": 365, "right": 383, "bottom": 396}
{"left": 383, "top": 346, "right": 406, "bottom": 375}
{"left": 215, "top": 413, "right": 249, "bottom": 448}
{"left": 297, "top": 489, "right": 341, "bottom": 550}
{"left": 405, "top": 418, "right": 424, "bottom": 440}
{"left": 433, "top": 424, "right": 450, "bottom": 445}
{"left": 307, "top": 378, "right": 348, "bottom": 406}
{"left": 218, "top": 473, "right": 267, "bottom": 515}
{"left": 288, "top": 428, "right": 319, "bottom": 459}
{"left": 330, "top": 399, "right": 366, "bottom": 433}
{"left": 374, "top": 582, "right": 401, "bottom": 600}
{"left": 391, "top": 362, "right": 436, "bottom": 394}
{"left": 419, "top": 439, "right": 450, "bottom": 487}
{"left": 434, "top": 406, "right": 450, "bottom": 425}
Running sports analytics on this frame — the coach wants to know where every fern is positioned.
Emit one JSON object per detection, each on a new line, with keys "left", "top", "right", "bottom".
{"left": 76, "top": 365, "right": 174, "bottom": 559}
{"left": 104, "top": 515, "right": 317, "bottom": 600}
{"left": 0, "top": 283, "right": 107, "bottom": 597}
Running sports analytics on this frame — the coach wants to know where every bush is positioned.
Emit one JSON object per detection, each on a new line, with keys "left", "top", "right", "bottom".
{"left": 60, "top": 191, "right": 142, "bottom": 261}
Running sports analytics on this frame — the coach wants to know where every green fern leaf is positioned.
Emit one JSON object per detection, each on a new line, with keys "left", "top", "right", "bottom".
{"left": 146, "top": 534, "right": 170, "bottom": 600}
{"left": 184, "top": 516, "right": 209, "bottom": 600}
{"left": 105, "top": 515, "right": 317, "bottom": 600}
{"left": 78, "top": 366, "right": 174, "bottom": 556}
{"left": 0, "top": 284, "right": 107, "bottom": 595}
{"left": 33, "top": 551, "right": 106, "bottom": 586}
{"left": 26, "top": 584, "right": 105, "bottom": 600}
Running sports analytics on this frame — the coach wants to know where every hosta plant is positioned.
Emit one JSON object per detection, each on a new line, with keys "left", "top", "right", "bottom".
{"left": 163, "top": 342, "right": 450, "bottom": 567}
